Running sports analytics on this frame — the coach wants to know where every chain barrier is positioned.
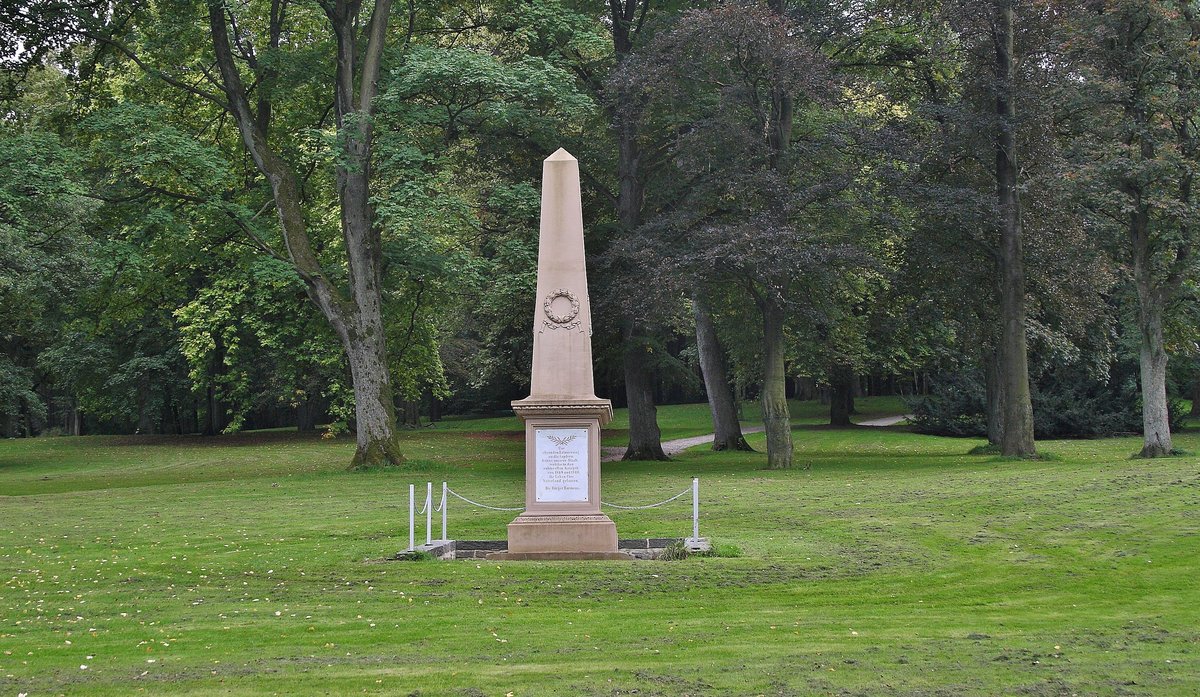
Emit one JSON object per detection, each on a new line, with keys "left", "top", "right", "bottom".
{"left": 446, "top": 487, "right": 526, "bottom": 512}
{"left": 404, "top": 478, "right": 701, "bottom": 551}
{"left": 600, "top": 487, "right": 691, "bottom": 510}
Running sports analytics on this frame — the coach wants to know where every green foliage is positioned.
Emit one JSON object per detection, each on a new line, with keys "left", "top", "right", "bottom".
{"left": 656, "top": 540, "right": 690, "bottom": 561}
{"left": 0, "top": 130, "right": 96, "bottom": 429}
{"left": 908, "top": 373, "right": 988, "bottom": 438}
{"left": 911, "top": 364, "right": 1188, "bottom": 439}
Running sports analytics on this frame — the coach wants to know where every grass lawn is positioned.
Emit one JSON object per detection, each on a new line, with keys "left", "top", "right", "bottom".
{"left": 1, "top": 397, "right": 1198, "bottom": 695}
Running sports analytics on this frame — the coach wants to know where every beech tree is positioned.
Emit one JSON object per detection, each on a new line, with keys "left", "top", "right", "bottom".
{"left": 8, "top": 0, "right": 413, "bottom": 465}
{"left": 1069, "top": 0, "right": 1200, "bottom": 457}
{"left": 616, "top": 4, "right": 854, "bottom": 469}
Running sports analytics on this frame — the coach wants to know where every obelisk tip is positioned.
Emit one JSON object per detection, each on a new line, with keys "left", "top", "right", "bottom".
{"left": 545, "top": 147, "right": 576, "bottom": 162}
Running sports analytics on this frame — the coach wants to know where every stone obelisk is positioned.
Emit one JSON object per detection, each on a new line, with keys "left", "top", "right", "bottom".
{"left": 501, "top": 148, "right": 623, "bottom": 560}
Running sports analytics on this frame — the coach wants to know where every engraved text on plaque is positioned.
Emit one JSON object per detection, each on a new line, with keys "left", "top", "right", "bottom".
{"left": 534, "top": 427, "right": 589, "bottom": 503}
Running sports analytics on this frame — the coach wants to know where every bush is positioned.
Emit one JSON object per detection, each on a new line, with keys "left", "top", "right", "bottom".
{"left": 908, "top": 373, "right": 987, "bottom": 437}
{"left": 656, "top": 541, "right": 690, "bottom": 561}
{"left": 908, "top": 363, "right": 1185, "bottom": 439}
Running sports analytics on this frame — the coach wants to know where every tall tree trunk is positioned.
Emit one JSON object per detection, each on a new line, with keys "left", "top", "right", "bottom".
{"left": 616, "top": 151, "right": 666, "bottom": 460}
{"left": 297, "top": 393, "right": 318, "bottom": 432}
{"left": 984, "top": 348, "right": 1005, "bottom": 446}
{"left": 19, "top": 397, "right": 32, "bottom": 437}
{"left": 829, "top": 362, "right": 854, "bottom": 427}
{"left": 761, "top": 297, "right": 792, "bottom": 469}
{"left": 203, "top": 383, "right": 221, "bottom": 436}
{"left": 342, "top": 318, "right": 403, "bottom": 465}
{"left": 693, "top": 292, "right": 751, "bottom": 451}
{"left": 622, "top": 329, "right": 667, "bottom": 460}
{"left": 606, "top": 0, "right": 667, "bottom": 461}
{"left": 136, "top": 377, "right": 154, "bottom": 435}
{"left": 993, "top": 0, "right": 1036, "bottom": 457}
{"left": 69, "top": 397, "right": 81, "bottom": 436}
{"left": 209, "top": 0, "right": 403, "bottom": 468}
{"left": 426, "top": 388, "right": 441, "bottom": 423}
{"left": 1132, "top": 212, "right": 1174, "bottom": 457}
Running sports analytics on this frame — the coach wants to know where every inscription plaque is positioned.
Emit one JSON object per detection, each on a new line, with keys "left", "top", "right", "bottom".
{"left": 534, "top": 427, "right": 589, "bottom": 503}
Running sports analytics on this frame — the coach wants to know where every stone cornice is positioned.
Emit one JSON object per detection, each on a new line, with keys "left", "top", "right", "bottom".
{"left": 511, "top": 397, "right": 614, "bottom": 426}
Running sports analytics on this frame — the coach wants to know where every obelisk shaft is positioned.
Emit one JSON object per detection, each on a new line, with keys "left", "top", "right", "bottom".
{"left": 528, "top": 148, "right": 598, "bottom": 400}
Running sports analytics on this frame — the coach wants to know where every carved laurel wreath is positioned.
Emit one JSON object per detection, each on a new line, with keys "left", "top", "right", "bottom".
{"left": 546, "top": 433, "right": 579, "bottom": 447}
{"left": 543, "top": 288, "right": 580, "bottom": 324}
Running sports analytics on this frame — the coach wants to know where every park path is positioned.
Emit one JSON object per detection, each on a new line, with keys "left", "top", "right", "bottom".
{"left": 601, "top": 414, "right": 914, "bottom": 461}
{"left": 856, "top": 414, "right": 911, "bottom": 427}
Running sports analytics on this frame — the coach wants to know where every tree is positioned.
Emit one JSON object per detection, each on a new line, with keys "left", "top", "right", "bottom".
{"left": 990, "top": 0, "right": 1037, "bottom": 456}
{"left": 1069, "top": 0, "right": 1200, "bottom": 457}
{"left": 616, "top": 4, "right": 855, "bottom": 468}
{"left": 0, "top": 130, "right": 94, "bottom": 435}
{"left": 207, "top": 0, "right": 405, "bottom": 466}
{"left": 692, "top": 291, "right": 752, "bottom": 451}
{"left": 8, "top": 0, "right": 414, "bottom": 465}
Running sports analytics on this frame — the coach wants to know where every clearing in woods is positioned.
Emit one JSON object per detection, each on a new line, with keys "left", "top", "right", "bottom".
{"left": 1, "top": 397, "right": 1197, "bottom": 695}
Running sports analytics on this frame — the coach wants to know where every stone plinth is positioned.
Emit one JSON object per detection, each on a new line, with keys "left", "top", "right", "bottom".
{"left": 508, "top": 398, "right": 622, "bottom": 556}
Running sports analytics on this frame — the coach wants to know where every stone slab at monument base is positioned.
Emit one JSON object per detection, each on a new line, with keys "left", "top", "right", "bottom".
{"left": 488, "top": 513, "right": 631, "bottom": 560}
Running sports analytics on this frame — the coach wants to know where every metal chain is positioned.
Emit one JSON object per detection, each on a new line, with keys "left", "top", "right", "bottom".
{"left": 442, "top": 486, "right": 692, "bottom": 512}
{"left": 601, "top": 488, "right": 691, "bottom": 510}
{"left": 446, "top": 487, "right": 526, "bottom": 512}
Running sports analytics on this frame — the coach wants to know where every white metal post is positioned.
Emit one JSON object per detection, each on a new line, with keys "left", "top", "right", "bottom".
{"left": 425, "top": 481, "right": 433, "bottom": 546}
{"left": 441, "top": 481, "right": 448, "bottom": 542}
{"left": 408, "top": 483, "right": 415, "bottom": 551}
{"left": 692, "top": 477, "right": 700, "bottom": 540}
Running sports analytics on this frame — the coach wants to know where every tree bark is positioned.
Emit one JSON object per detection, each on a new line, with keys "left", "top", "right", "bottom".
{"left": 608, "top": 0, "right": 667, "bottom": 462}
{"left": 203, "top": 382, "right": 223, "bottom": 436}
{"left": 1132, "top": 210, "right": 1174, "bottom": 457}
{"left": 426, "top": 388, "right": 441, "bottom": 423}
{"left": 761, "top": 296, "right": 792, "bottom": 469}
{"left": 993, "top": 0, "right": 1037, "bottom": 457}
{"left": 19, "top": 397, "right": 32, "bottom": 438}
{"left": 136, "top": 377, "right": 154, "bottom": 435}
{"left": 693, "top": 292, "right": 752, "bottom": 451}
{"left": 296, "top": 392, "right": 318, "bottom": 432}
{"left": 208, "top": 1, "right": 403, "bottom": 467}
{"left": 614, "top": 141, "right": 665, "bottom": 461}
{"left": 622, "top": 330, "right": 667, "bottom": 460}
{"left": 829, "top": 362, "right": 854, "bottom": 427}
{"left": 984, "top": 348, "right": 1005, "bottom": 446}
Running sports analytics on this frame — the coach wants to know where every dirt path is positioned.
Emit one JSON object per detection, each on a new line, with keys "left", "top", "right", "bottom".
{"left": 856, "top": 414, "right": 912, "bottom": 427}
{"left": 601, "top": 428, "right": 765, "bottom": 462}
{"left": 602, "top": 414, "right": 912, "bottom": 461}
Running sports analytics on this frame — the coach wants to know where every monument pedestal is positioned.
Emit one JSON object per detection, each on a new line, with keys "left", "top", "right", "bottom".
{"left": 506, "top": 513, "right": 617, "bottom": 551}
{"left": 492, "top": 399, "right": 628, "bottom": 559}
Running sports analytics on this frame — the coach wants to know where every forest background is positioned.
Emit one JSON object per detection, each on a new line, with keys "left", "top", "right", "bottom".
{"left": 2, "top": 0, "right": 1199, "bottom": 467}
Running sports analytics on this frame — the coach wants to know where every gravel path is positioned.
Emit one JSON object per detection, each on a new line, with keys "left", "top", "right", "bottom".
{"left": 602, "top": 414, "right": 912, "bottom": 461}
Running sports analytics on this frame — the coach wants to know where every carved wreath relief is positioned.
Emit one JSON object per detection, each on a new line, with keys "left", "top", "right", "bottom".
{"left": 541, "top": 287, "right": 583, "bottom": 333}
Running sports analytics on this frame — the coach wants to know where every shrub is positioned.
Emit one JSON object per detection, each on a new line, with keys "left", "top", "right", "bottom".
{"left": 908, "top": 363, "right": 1185, "bottom": 439}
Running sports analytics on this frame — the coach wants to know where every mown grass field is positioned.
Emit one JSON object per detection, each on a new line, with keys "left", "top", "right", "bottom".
{"left": 1, "top": 397, "right": 1198, "bottom": 696}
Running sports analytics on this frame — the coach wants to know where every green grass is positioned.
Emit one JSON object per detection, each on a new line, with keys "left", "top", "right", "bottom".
{"left": 2, "top": 397, "right": 1198, "bottom": 695}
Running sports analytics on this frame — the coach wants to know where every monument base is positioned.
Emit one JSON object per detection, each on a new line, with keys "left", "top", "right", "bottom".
{"left": 486, "top": 551, "right": 632, "bottom": 561}
{"left": 505, "top": 513, "right": 619, "bottom": 554}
